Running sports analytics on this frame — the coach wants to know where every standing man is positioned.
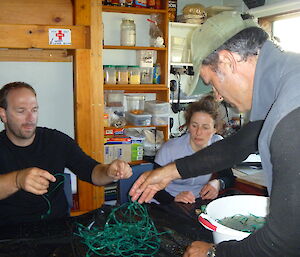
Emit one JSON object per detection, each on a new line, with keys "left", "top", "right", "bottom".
{"left": 0, "top": 81, "right": 132, "bottom": 225}
{"left": 130, "top": 11, "right": 300, "bottom": 256}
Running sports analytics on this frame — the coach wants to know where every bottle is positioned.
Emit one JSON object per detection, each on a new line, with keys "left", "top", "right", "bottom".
{"left": 153, "top": 63, "right": 161, "bottom": 84}
{"left": 155, "top": 0, "right": 161, "bottom": 9}
{"left": 120, "top": 19, "right": 136, "bottom": 46}
{"left": 147, "top": 0, "right": 155, "bottom": 8}
{"left": 111, "top": 0, "right": 120, "bottom": 6}
{"left": 168, "top": 0, "right": 177, "bottom": 22}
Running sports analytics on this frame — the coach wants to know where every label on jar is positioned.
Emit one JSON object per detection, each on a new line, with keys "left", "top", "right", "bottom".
{"left": 121, "top": 30, "right": 136, "bottom": 46}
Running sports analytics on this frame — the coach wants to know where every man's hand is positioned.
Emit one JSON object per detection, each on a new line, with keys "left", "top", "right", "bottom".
{"left": 183, "top": 241, "right": 214, "bottom": 257}
{"left": 200, "top": 179, "right": 220, "bottom": 200}
{"left": 175, "top": 191, "right": 196, "bottom": 204}
{"left": 16, "top": 167, "right": 56, "bottom": 195}
{"left": 106, "top": 160, "right": 132, "bottom": 180}
{"left": 129, "top": 163, "right": 181, "bottom": 203}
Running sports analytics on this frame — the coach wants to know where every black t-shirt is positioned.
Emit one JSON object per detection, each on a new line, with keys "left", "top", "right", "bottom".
{"left": 0, "top": 127, "right": 99, "bottom": 226}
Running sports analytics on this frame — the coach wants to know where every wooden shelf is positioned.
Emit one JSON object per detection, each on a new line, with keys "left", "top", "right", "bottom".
{"left": 129, "top": 160, "right": 149, "bottom": 165}
{"left": 103, "top": 45, "right": 167, "bottom": 51}
{"left": 170, "top": 62, "right": 193, "bottom": 66}
{"left": 104, "top": 125, "right": 168, "bottom": 129}
{"left": 104, "top": 84, "right": 168, "bottom": 91}
{"left": 102, "top": 6, "right": 167, "bottom": 15}
{"left": 0, "top": 24, "right": 89, "bottom": 49}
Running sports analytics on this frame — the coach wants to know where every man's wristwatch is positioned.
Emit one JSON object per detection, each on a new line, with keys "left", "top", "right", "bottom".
{"left": 207, "top": 244, "right": 217, "bottom": 257}
{"left": 219, "top": 179, "right": 225, "bottom": 191}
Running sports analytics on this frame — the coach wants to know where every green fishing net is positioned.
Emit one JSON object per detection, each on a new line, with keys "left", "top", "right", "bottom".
{"left": 75, "top": 201, "right": 167, "bottom": 257}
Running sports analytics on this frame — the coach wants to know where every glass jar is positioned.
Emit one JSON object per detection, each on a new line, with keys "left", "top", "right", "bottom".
{"left": 117, "top": 65, "right": 128, "bottom": 84}
{"left": 126, "top": 95, "right": 145, "bottom": 114}
{"left": 104, "top": 65, "right": 116, "bottom": 84}
{"left": 129, "top": 66, "right": 141, "bottom": 84}
{"left": 120, "top": 19, "right": 136, "bottom": 46}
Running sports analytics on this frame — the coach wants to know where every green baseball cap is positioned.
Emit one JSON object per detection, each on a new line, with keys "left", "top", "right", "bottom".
{"left": 188, "top": 11, "right": 259, "bottom": 95}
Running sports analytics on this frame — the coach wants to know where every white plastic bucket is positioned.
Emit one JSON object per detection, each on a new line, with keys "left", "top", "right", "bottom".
{"left": 198, "top": 195, "right": 269, "bottom": 244}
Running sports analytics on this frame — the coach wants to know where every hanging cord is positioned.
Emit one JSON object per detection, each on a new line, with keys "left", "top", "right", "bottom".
{"left": 75, "top": 200, "right": 170, "bottom": 257}
{"left": 41, "top": 173, "right": 66, "bottom": 219}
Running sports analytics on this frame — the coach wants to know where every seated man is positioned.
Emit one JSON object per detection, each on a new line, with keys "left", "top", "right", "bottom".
{"left": 0, "top": 81, "right": 132, "bottom": 226}
{"left": 153, "top": 95, "right": 235, "bottom": 204}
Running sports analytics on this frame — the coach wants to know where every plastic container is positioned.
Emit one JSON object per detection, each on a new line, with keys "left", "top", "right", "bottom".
{"left": 140, "top": 67, "right": 154, "bottom": 84}
{"left": 104, "top": 65, "right": 116, "bottom": 84}
{"left": 145, "top": 100, "right": 170, "bottom": 114}
{"left": 198, "top": 195, "right": 269, "bottom": 244}
{"left": 117, "top": 65, "right": 128, "bottom": 84}
{"left": 105, "top": 90, "right": 124, "bottom": 107}
{"left": 126, "top": 95, "right": 145, "bottom": 114}
{"left": 151, "top": 113, "right": 169, "bottom": 125}
{"left": 129, "top": 66, "right": 141, "bottom": 84}
{"left": 120, "top": 19, "right": 136, "bottom": 46}
{"left": 125, "top": 112, "right": 152, "bottom": 126}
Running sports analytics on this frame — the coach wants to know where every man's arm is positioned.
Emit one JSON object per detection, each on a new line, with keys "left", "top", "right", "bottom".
{"left": 185, "top": 108, "right": 300, "bottom": 257}
{"left": 176, "top": 120, "right": 264, "bottom": 179}
{"left": 0, "top": 171, "right": 19, "bottom": 199}
{"left": 0, "top": 168, "right": 56, "bottom": 200}
{"left": 130, "top": 120, "right": 263, "bottom": 203}
{"left": 91, "top": 160, "right": 132, "bottom": 186}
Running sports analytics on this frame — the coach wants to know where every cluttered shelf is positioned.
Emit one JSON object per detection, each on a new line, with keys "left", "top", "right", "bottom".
{"left": 103, "top": 45, "right": 167, "bottom": 51}
{"left": 105, "top": 125, "right": 167, "bottom": 129}
{"left": 104, "top": 84, "right": 168, "bottom": 91}
{"left": 102, "top": 5, "right": 167, "bottom": 15}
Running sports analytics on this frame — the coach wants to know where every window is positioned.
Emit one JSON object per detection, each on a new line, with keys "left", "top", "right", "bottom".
{"left": 272, "top": 15, "right": 300, "bottom": 53}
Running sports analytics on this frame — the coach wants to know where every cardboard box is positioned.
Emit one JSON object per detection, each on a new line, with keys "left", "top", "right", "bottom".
{"left": 131, "top": 139, "right": 144, "bottom": 161}
{"left": 104, "top": 128, "right": 125, "bottom": 136}
{"left": 104, "top": 136, "right": 132, "bottom": 164}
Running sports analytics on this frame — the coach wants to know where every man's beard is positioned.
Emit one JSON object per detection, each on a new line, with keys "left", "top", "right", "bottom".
{"left": 6, "top": 122, "right": 36, "bottom": 140}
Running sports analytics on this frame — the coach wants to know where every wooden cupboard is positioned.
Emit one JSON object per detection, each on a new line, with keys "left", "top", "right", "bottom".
{"left": 0, "top": 0, "right": 169, "bottom": 215}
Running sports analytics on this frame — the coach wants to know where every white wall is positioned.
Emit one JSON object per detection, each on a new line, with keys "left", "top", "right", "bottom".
{"left": 0, "top": 62, "right": 74, "bottom": 137}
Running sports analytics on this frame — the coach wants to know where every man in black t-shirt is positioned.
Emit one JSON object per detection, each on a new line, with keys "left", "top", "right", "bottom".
{"left": 0, "top": 81, "right": 132, "bottom": 225}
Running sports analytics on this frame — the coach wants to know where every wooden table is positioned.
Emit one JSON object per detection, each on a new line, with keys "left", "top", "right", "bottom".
{"left": 233, "top": 166, "right": 268, "bottom": 196}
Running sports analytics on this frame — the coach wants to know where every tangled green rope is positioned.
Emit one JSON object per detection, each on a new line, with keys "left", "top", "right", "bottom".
{"left": 75, "top": 201, "right": 167, "bottom": 256}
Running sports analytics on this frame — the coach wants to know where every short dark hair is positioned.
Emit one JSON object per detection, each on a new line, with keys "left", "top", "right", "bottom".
{"left": 0, "top": 82, "right": 36, "bottom": 109}
{"left": 185, "top": 94, "right": 220, "bottom": 127}
{"left": 202, "top": 26, "right": 269, "bottom": 70}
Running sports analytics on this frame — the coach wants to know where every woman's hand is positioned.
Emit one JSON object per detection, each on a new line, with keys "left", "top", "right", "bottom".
{"left": 200, "top": 179, "right": 220, "bottom": 200}
{"left": 174, "top": 191, "right": 196, "bottom": 203}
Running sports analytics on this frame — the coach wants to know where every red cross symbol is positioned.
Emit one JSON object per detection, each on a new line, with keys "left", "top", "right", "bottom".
{"left": 55, "top": 30, "right": 64, "bottom": 40}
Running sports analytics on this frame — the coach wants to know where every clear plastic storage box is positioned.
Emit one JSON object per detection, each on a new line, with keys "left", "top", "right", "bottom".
{"left": 125, "top": 112, "right": 152, "bottom": 126}
{"left": 151, "top": 113, "right": 169, "bottom": 125}
{"left": 145, "top": 100, "right": 170, "bottom": 114}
